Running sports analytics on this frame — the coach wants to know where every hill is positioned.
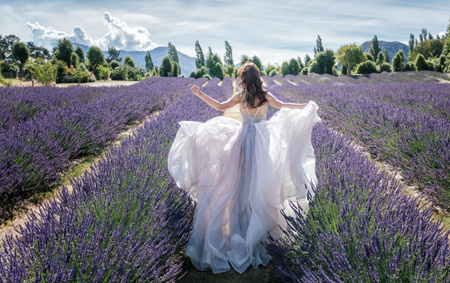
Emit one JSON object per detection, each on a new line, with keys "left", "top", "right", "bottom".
{"left": 361, "top": 40, "right": 409, "bottom": 63}
{"left": 76, "top": 44, "right": 196, "bottom": 77}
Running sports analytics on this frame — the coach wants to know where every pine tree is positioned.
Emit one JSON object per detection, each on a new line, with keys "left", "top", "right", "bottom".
{"left": 168, "top": 42, "right": 180, "bottom": 74}
{"left": 314, "top": 35, "right": 324, "bottom": 56}
{"left": 409, "top": 34, "right": 415, "bottom": 55}
{"left": 75, "top": 45, "right": 85, "bottom": 63}
{"left": 384, "top": 49, "right": 390, "bottom": 64}
{"left": 224, "top": 40, "right": 233, "bottom": 66}
{"left": 369, "top": 35, "right": 381, "bottom": 60}
{"left": 145, "top": 51, "right": 154, "bottom": 71}
{"left": 195, "top": 40, "right": 205, "bottom": 69}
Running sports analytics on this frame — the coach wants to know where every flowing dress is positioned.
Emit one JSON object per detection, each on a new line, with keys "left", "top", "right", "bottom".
{"left": 168, "top": 100, "right": 321, "bottom": 274}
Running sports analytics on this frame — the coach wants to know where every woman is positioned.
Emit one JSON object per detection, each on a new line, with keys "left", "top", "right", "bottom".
{"left": 168, "top": 62, "right": 321, "bottom": 274}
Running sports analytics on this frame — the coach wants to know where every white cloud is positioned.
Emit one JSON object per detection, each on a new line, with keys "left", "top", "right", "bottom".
{"left": 26, "top": 11, "right": 158, "bottom": 51}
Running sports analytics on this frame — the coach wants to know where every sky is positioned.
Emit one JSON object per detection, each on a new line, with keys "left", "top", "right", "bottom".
{"left": 1, "top": 0, "right": 449, "bottom": 65}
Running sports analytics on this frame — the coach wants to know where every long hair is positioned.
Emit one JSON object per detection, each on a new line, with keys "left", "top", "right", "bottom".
{"left": 237, "top": 62, "right": 268, "bottom": 108}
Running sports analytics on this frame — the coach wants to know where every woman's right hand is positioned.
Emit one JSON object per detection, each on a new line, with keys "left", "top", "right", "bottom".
{"left": 191, "top": 85, "right": 202, "bottom": 97}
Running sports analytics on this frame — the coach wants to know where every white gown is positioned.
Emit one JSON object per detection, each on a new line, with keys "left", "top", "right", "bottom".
{"left": 168, "top": 100, "right": 321, "bottom": 274}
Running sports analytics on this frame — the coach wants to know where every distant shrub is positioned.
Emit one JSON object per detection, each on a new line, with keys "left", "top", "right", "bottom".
{"left": 356, "top": 61, "right": 377, "bottom": 74}
{"left": 300, "top": 67, "right": 308, "bottom": 75}
{"left": 379, "top": 62, "right": 392, "bottom": 72}
{"left": 269, "top": 69, "right": 277, "bottom": 77}
{"left": 110, "top": 60, "right": 120, "bottom": 70}
{"left": 404, "top": 61, "right": 417, "bottom": 72}
{"left": 111, "top": 66, "right": 127, "bottom": 80}
{"left": 415, "top": 54, "right": 429, "bottom": 71}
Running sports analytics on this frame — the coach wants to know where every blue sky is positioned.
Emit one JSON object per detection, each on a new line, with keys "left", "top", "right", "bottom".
{"left": 1, "top": 0, "right": 449, "bottom": 65}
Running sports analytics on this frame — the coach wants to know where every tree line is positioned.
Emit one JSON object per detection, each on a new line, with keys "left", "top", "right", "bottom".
{"left": 1, "top": 20, "right": 450, "bottom": 85}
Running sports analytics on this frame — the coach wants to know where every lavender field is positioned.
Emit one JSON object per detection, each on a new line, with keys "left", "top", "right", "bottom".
{"left": 1, "top": 72, "right": 449, "bottom": 282}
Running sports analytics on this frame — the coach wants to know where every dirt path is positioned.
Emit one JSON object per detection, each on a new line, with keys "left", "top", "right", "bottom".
{"left": 0, "top": 112, "right": 158, "bottom": 247}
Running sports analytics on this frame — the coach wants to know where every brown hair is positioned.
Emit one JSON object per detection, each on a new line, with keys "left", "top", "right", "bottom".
{"left": 237, "top": 62, "right": 267, "bottom": 108}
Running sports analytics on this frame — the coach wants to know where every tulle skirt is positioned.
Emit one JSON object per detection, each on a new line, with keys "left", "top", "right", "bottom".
{"left": 168, "top": 101, "right": 321, "bottom": 273}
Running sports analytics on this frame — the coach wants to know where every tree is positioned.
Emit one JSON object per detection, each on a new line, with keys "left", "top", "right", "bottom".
{"left": 206, "top": 53, "right": 223, "bottom": 76}
{"left": 145, "top": 51, "right": 154, "bottom": 71}
{"left": 335, "top": 44, "right": 366, "bottom": 75}
{"left": 172, "top": 61, "right": 179, "bottom": 77}
{"left": 110, "top": 60, "right": 120, "bottom": 70}
{"left": 24, "top": 58, "right": 56, "bottom": 85}
{"left": 384, "top": 50, "right": 390, "bottom": 63}
{"left": 11, "top": 42, "right": 30, "bottom": 70}
{"left": 251, "top": 55, "right": 263, "bottom": 73}
{"left": 355, "top": 61, "right": 377, "bottom": 74}
{"left": 312, "top": 50, "right": 335, "bottom": 74}
{"left": 281, "top": 61, "right": 290, "bottom": 76}
{"left": 240, "top": 55, "right": 250, "bottom": 66}
{"left": 369, "top": 35, "right": 381, "bottom": 60}
{"left": 314, "top": 35, "right": 324, "bottom": 56}
{"left": 210, "top": 62, "right": 224, "bottom": 79}
{"left": 124, "top": 56, "right": 136, "bottom": 68}
{"left": 70, "top": 52, "right": 79, "bottom": 68}
{"left": 415, "top": 53, "right": 429, "bottom": 70}
{"left": 168, "top": 42, "right": 180, "bottom": 74}
{"left": 224, "top": 40, "right": 233, "bottom": 66}
{"left": 404, "top": 61, "right": 417, "bottom": 71}
{"left": 409, "top": 33, "right": 415, "bottom": 55}
{"left": 56, "top": 38, "right": 73, "bottom": 67}
{"left": 194, "top": 40, "right": 205, "bottom": 69}
{"left": 304, "top": 54, "right": 312, "bottom": 66}
{"left": 160, "top": 56, "right": 173, "bottom": 77}
{"left": 26, "top": 42, "right": 51, "bottom": 60}
{"left": 379, "top": 62, "right": 392, "bottom": 72}
{"left": 107, "top": 46, "right": 121, "bottom": 63}
{"left": 392, "top": 50, "right": 406, "bottom": 71}
{"left": 408, "top": 38, "right": 444, "bottom": 62}
{"left": 75, "top": 45, "right": 85, "bottom": 63}
{"left": 376, "top": 52, "right": 385, "bottom": 65}
{"left": 288, "top": 58, "right": 300, "bottom": 74}
{"left": 87, "top": 46, "right": 106, "bottom": 68}
{"left": 0, "top": 34, "right": 20, "bottom": 62}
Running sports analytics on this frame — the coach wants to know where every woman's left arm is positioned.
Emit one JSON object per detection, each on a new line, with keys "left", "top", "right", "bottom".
{"left": 191, "top": 85, "right": 240, "bottom": 111}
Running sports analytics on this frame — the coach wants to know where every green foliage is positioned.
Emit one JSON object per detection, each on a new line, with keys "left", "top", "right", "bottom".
{"left": 70, "top": 52, "right": 79, "bottom": 68}
{"left": 311, "top": 50, "right": 335, "bottom": 74}
{"left": 56, "top": 38, "right": 73, "bottom": 67}
{"left": 304, "top": 54, "right": 312, "bottom": 66}
{"left": 408, "top": 38, "right": 444, "bottom": 62}
{"left": 281, "top": 61, "right": 289, "bottom": 76}
{"left": 288, "top": 58, "right": 301, "bottom": 74}
{"left": 97, "top": 65, "right": 110, "bottom": 80}
{"left": 172, "top": 61, "right": 179, "bottom": 77}
{"left": 160, "top": 56, "right": 173, "bottom": 77}
{"left": 404, "top": 61, "right": 417, "bottom": 72}
{"left": 195, "top": 40, "right": 205, "bottom": 69}
{"left": 415, "top": 54, "right": 428, "bottom": 71}
{"left": 314, "top": 35, "right": 324, "bottom": 55}
{"left": 55, "top": 60, "right": 68, "bottom": 83}
{"left": 111, "top": 66, "right": 128, "bottom": 80}
{"left": 335, "top": 44, "right": 366, "bottom": 75}
{"left": 87, "top": 46, "right": 106, "bottom": 68}
{"left": 264, "top": 64, "right": 279, "bottom": 77}
{"left": 392, "top": 50, "right": 406, "bottom": 71}
{"left": 355, "top": 60, "right": 378, "bottom": 74}
{"left": 207, "top": 53, "right": 224, "bottom": 77}
{"left": 379, "top": 62, "right": 392, "bottom": 72}
{"left": 369, "top": 35, "right": 381, "bottom": 60}
{"left": 364, "top": 53, "right": 374, "bottom": 62}
{"left": 269, "top": 69, "right": 278, "bottom": 77}
{"left": 189, "top": 66, "right": 207, "bottom": 79}
{"left": 300, "top": 67, "right": 308, "bottom": 75}
{"left": 75, "top": 45, "right": 85, "bottom": 63}
{"left": 124, "top": 56, "right": 136, "bottom": 68}
{"left": 71, "top": 67, "right": 90, "bottom": 83}
{"left": 376, "top": 52, "right": 385, "bottom": 65}
{"left": 0, "top": 34, "right": 20, "bottom": 62}
{"left": 224, "top": 64, "right": 236, "bottom": 77}
{"left": 341, "top": 65, "right": 348, "bottom": 76}
{"left": 145, "top": 51, "right": 154, "bottom": 71}
{"left": 11, "top": 42, "right": 30, "bottom": 68}
{"left": 107, "top": 46, "right": 121, "bottom": 63}
{"left": 0, "top": 73, "right": 12, "bottom": 86}
{"left": 168, "top": 42, "right": 179, "bottom": 64}
{"left": 409, "top": 33, "right": 415, "bottom": 55}
{"left": 110, "top": 60, "right": 120, "bottom": 70}
{"left": 224, "top": 40, "right": 233, "bottom": 66}
{"left": 384, "top": 50, "right": 390, "bottom": 64}
{"left": 210, "top": 62, "right": 224, "bottom": 80}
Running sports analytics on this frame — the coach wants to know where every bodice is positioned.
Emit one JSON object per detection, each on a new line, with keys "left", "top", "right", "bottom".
{"left": 239, "top": 104, "right": 267, "bottom": 127}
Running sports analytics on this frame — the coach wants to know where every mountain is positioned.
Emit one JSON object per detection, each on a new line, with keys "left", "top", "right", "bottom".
{"left": 75, "top": 44, "right": 196, "bottom": 77}
{"left": 361, "top": 40, "right": 409, "bottom": 63}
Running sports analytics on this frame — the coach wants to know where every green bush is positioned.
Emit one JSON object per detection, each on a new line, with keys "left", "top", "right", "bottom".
{"left": 111, "top": 66, "right": 127, "bottom": 80}
{"left": 403, "top": 62, "right": 417, "bottom": 72}
{"left": 415, "top": 54, "right": 428, "bottom": 71}
{"left": 269, "top": 69, "right": 278, "bottom": 77}
{"left": 355, "top": 60, "right": 377, "bottom": 74}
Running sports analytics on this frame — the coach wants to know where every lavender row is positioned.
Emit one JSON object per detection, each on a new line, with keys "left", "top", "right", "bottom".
{"left": 0, "top": 77, "right": 230, "bottom": 282}
{"left": 261, "top": 71, "right": 448, "bottom": 87}
{"left": 263, "top": 92, "right": 450, "bottom": 282}
{"left": 0, "top": 78, "right": 195, "bottom": 223}
{"left": 269, "top": 83, "right": 450, "bottom": 212}
{"left": 266, "top": 122, "right": 450, "bottom": 282}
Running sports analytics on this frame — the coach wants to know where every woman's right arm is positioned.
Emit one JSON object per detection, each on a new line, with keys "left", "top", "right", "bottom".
{"left": 265, "top": 92, "right": 307, "bottom": 109}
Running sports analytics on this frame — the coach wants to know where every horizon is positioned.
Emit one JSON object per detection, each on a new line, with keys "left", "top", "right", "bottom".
{"left": 1, "top": 0, "right": 449, "bottom": 65}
